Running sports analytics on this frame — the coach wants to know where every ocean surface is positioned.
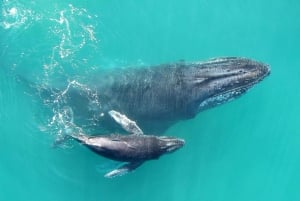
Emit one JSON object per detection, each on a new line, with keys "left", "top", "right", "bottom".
{"left": 1, "top": 0, "right": 300, "bottom": 200}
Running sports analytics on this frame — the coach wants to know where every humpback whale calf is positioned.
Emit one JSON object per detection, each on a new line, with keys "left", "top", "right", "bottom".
{"left": 37, "top": 57, "right": 270, "bottom": 133}
{"left": 69, "top": 110, "right": 185, "bottom": 178}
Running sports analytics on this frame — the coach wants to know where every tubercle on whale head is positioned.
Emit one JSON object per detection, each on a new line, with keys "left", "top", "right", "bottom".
{"left": 185, "top": 57, "right": 270, "bottom": 87}
{"left": 180, "top": 57, "right": 271, "bottom": 115}
{"left": 158, "top": 136, "right": 185, "bottom": 153}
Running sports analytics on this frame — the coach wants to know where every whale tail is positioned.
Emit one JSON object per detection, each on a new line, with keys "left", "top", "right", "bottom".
{"left": 52, "top": 129, "right": 88, "bottom": 148}
{"left": 52, "top": 135, "right": 72, "bottom": 148}
{"left": 49, "top": 105, "right": 87, "bottom": 148}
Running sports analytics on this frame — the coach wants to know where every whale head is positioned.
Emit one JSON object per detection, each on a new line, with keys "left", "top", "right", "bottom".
{"left": 181, "top": 57, "right": 270, "bottom": 116}
{"left": 158, "top": 136, "right": 185, "bottom": 153}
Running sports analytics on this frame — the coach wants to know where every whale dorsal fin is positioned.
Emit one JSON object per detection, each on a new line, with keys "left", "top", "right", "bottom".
{"left": 104, "top": 161, "right": 144, "bottom": 178}
{"left": 108, "top": 110, "right": 144, "bottom": 135}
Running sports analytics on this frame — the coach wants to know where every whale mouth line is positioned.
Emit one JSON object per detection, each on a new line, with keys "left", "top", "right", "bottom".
{"left": 214, "top": 63, "right": 271, "bottom": 96}
{"left": 211, "top": 80, "right": 256, "bottom": 100}
{"left": 190, "top": 62, "right": 270, "bottom": 87}
{"left": 198, "top": 66, "right": 271, "bottom": 111}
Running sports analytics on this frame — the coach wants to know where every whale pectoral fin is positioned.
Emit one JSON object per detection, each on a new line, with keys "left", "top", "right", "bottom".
{"left": 104, "top": 161, "right": 144, "bottom": 178}
{"left": 108, "top": 110, "right": 144, "bottom": 135}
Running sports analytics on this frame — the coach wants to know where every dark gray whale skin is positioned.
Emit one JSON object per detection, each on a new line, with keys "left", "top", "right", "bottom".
{"left": 40, "top": 57, "right": 271, "bottom": 133}
{"left": 73, "top": 134, "right": 184, "bottom": 162}
{"left": 71, "top": 133, "right": 184, "bottom": 177}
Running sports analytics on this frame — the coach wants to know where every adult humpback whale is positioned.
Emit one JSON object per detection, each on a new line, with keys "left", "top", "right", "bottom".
{"left": 69, "top": 110, "right": 185, "bottom": 178}
{"left": 38, "top": 57, "right": 270, "bottom": 133}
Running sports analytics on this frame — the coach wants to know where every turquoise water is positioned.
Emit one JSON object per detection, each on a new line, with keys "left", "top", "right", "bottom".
{"left": 1, "top": 0, "right": 300, "bottom": 200}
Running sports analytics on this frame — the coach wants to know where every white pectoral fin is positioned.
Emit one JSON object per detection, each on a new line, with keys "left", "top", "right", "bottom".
{"left": 108, "top": 110, "right": 144, "bottom": 135}
{"left": 104, "top": 161, "right": 144, "bottom": 178}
